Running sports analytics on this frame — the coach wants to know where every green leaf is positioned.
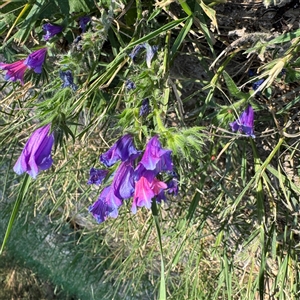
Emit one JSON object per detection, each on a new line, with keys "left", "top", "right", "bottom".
{"left": 170, "top": 15, "right": 193, "bottom": 61}
{"left": 0, "top": 173, "right": 31, "bottom": 255}
{"left": 223, "top": 70, "right": 248, "bottom": 100}
{"left": 54, "top": 0, "right": 95, "bottom": 14}
{"left": 267, "top": 28, "right": 300, "bottom": 45}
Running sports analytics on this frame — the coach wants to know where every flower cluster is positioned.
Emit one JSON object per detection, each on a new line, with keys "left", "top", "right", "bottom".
{"left": 88, "top": 134, "right": 177, "bottom": 223}
{"left": 0, "top": 48, "right": 47, "bottom": 85}
{"left": 59, "top": 70, "right": 78, "bottom": 91}
{"left": 0, "top": 20, "right": 65, "bottom": 85}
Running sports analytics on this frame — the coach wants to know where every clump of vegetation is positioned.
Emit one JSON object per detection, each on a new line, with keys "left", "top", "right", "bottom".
{"left": 0, "top": 0, "right": 300, "bottom": 299}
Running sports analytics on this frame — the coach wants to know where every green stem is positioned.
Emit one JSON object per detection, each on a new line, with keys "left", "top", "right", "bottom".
{"left": 151, "top": 200, "right": 166, "bottom": 300}
{"left": 0, "top": 173, "right": 31, "bottom": 255}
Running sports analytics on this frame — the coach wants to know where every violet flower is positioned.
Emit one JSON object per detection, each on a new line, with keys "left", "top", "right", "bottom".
{"left": 139, "top": 98, "right": 150, "bottom": 117}
{"left": 43, "top": 23, "right": 63, "bottom": 41}
{"left": 59, "top": 70, "right": 78, "bottom": 91}
{"left": 125, "top": 79, "right": 136, "bottom": 91}
{"left": 0, "top": 60, "right": 27, "bottom": 84}
{"left": 89, "top": 185, "right": 123, "bottom": 223}
{"left": 134, "top": 135, "right": 173, "bottom": 181}
{"left": 13, "top": 124, "right": 54, "bottom": 179}
{"left": 87, "top": 168, "right": 109, "bottom": 185}
{"left": 230, "top": 105, "right": 255, "bottom": 138}
{"left": 167, "top": 178, "right": 179, "bottom": 195}
{"left": 129, "top": 43, "right": 145, "bottom": 61}
{"left": 144, "top": 44, "right": 158, "bottom": 68}
{"left": 129, "top": 43, "right": 158, "bottom": 68}
{"left": 252, "top": 79, "right": 264, "bottom": 91}
{"left": 112, "top": 161, "right": 135, "bottom": 200}
{"left": 24, "top": 48, "right": 47, "bottom": 74}
{"left": 100, "top": 134, "right": 141, "bottom": 167}
{"left": 79, "top": 16, "right": 91, "bottom": 32}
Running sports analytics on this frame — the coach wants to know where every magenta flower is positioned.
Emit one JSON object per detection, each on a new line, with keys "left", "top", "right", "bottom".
{"left": 230, "top": 105, "right": 255, "bottom": 138}
{"left": 13, "top": 124, "right": 54, "bottom": 179}
{"left": 0, "top": 60, "right": 27, "bottom": 84}
{"left": 87, "top": 168, "right": 109, "bottom": 185}
{"left": 100, "top": 134, "right": 141, "bottom": 167}
{"left": 131, "top": 176, "right": 167, "bottom": 213}
{"left": 89, "top": 185, "right": 123, "bottom": 223}
{"left": 24, "top": 48, "right": 47, "bottom": 74}
{"left": 43, "top": 23, "right": 63, "bottom": 41}
{"left": 134, "top": 135, "right": 173, "bottom": 181}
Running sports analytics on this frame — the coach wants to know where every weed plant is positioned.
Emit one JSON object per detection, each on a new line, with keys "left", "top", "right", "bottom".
{"left": 0, "top": 0, "right": 300, "bottom": 299}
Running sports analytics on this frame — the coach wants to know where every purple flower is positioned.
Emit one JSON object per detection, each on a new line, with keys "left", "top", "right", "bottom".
{"left": 167, "top": 178, "right": 179, "bottom": 195}
{"left": 125, "top": 79, "right": 136, "bottom": 91}
{"left": 252, "top": 79, "right": 264, "bottom": 91}
{"left": 139, "top": 98, "right": 150, "bottom": 117}
{"left": 131, "top": 176, "right": 167, "bottom": 214}
{"left": 0, "top": 60, "right": 27, "bottom": 84}
{"left": 13, "top": 124, "right": 54, "bottom": 179}
{"left": 129, "top": 43, "right": 145, "bottom": 61}
{"left": 87, "top": 168, "right": 109, "bottom": 185}
{"left": 59, "top": 70, "right": 78, "bottom": 91}
{"left": 100, "top": 134, "right": 141, "bottom": 167}
{"left": 248, "top": 69, "right": 255, "bottom": 77}
{"left": 73, "top": 36, "right": 82, "bottom": 44}
{"left": 144, "top": 44, "right": 158, "bottom": 68}
{"left": 129, "top": 43, "right": 158, "bottom": 68}
{"left": 79, "top": 16, "right": 91, "bottom": 32}
{"left": 89, "top": 185, "right": 123, "bottom": 223}
{"left": 24, "top": 48, "right": 47, "bottom": 74}
{"left": 134, "top": 136, "right": 173, "bottom": 181}
{"left": 230, "top": 105, "right": 255, "bottom": 138}
{"left": 112, "top": 161, "right": 135, "bottom": 199}
{"left": 43, "top": 23, "right": 63, "bottom": 41}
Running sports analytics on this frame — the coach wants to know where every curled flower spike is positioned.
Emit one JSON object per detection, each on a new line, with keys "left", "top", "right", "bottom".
{"left": 59, "top": 70, "right": 78, "bottom": 91}
{"left": 230, "top": 105, "right": 255, "bottom": 138}
{"left": 125, "top": 79, "right": 136, "bottom": 91}
{"left": 43, "top": 23, "right": 63, "bottom": 41}
{"left": 100, "top": 134, "right": 141, "bottom": 167}
{"left": 25, "top": 48, "right": 47, "bottom": 74}
{"left": 13, "top": 124, "right": 54, "bottom": 179}
{"left": 139, "top": 98, "right": 150, "bottom": 117}
{"left": 0, "top": 60, "right": 27, "bottom": 84}
{"left": 87, "top": 168, "right": 109, "bottom": 185}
